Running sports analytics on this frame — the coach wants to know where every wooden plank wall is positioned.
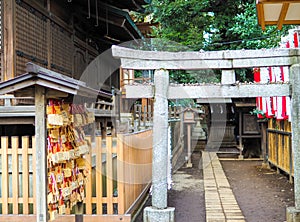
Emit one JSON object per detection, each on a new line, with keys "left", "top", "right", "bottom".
{"left": 121, "top": 130, "right": 152, "bottom": 212}
{"left": 0, "top": 130, "right": 153, "bottom": 218}
{"left": 267, "top": 119, "right": 293, "bottom": 178}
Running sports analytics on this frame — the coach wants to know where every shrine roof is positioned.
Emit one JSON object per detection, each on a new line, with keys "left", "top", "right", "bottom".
{"left": 256, "top": 0, "right": 300, "bottom": 30}
{"left": 0, "top": 63, "right": 111, "bottom": 99}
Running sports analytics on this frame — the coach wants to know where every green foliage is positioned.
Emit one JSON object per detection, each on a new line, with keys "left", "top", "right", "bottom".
{"left": 147, "top": 0, "right": 213, "bottom": 50}
{"left": 134, "top": 0, "right": 295, "bottom": 83}
{"left": 146, "top": 0, "right": 293, "bottom": 51}
{"left": 226, "top": 3, "right": 293, "bottom": 50}
{"left": 250, "top": 108, "right": 267, "bottom": 121}
{"left": 250, "top": 108, "right": 265, "bottom": 116}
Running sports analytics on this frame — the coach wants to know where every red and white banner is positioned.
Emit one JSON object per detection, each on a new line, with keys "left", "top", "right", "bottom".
{"left": 254, "top": 29, "right": 298, "bottom": 121}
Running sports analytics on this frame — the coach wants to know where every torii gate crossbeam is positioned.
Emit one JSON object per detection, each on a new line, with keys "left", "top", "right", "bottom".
{"left": 112, "top": 46, "right": 300, "bottom": 222}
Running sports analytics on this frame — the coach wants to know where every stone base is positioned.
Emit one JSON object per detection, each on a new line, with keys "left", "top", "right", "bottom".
{"left": 287, "top": 207, "right": 300, "bottom": 222}
{"left": 143, "top": 207, "right": 175, "bottom": 222}
{"left": 261, "top": 162, "right": 270, "bottom": 169}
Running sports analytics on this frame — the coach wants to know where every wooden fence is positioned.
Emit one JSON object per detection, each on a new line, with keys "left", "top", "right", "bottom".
{"left": 267, "top": 119, "right": 293, "bottom": 180}
{"left": 0, "top": 130, "right": 152, "bottom": 221}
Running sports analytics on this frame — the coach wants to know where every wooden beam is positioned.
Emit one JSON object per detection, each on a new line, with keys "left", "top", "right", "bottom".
{"left": 3, "top": 0, "right": 16, "bottom": 80}
{"left": 0, "top": 80, "right": 36, "bottom": 95}
{"left": 277, "top": 3, "right": 289, "bottom": 30}
{"left": 0, "top": 106, "right": 35, "bottom": 116}
{"left": 0, "top": 117, "right": 34, "bottom": 124}
{"left": 125, "top": 83, "right": 290, "bottom": 99}
{"left": 257, "top": 1, "right": 300, "bottom": 4}
{"left": 257, "top": 3, "right": 266, "bottom": 30}
{"left": 264, "top": 20, "right": 300, "bottom": 25}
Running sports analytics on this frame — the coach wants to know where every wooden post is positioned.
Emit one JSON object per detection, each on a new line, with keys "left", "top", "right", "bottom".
{"left": 3, "top": 0, "right": 16, "bottom": 80}
{"left": 238, "top": 110, "right": 243, "bottom": 158}
{"left": 148, "top": 105, "right": 151, "bottom": 122}
{"left": 186, "top": 124, "right": 192, "bottom": 167}
{"left": 22, "top": 136, "right": 30, "bottom": 214}
{"left": 143, "top": 105, "right": 147, "bottom": 127}
{"left": 46, "top": 0, "right": 52, "bottom": 70}
{"left": 75, "top": 203, "right": 83, "bottom": 222}
{"left": 138, "top": 105, "right": 141, "bottom": 129}
{"left": 35, "top": 85, "right": 48, "bottom": 222}
{"left": 12, "top": 137, "right": 19, "bottom": 214}
{"left": 117, "top": 134, "right": 125, "bottom": 214}
{"left": 1, "top": 137, "right": 8, "bottom": 214}
{"left": 260, "top": 122, "right": 267, "bottom": 163}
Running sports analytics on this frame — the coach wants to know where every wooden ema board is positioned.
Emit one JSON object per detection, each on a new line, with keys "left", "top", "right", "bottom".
{"left": 46, "top": 100, "right": 95, "bottom": 219}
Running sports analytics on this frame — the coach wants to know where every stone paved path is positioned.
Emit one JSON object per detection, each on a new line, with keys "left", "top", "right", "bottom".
{"left": 203, "top": 152, "right": 245, "bottom": 222}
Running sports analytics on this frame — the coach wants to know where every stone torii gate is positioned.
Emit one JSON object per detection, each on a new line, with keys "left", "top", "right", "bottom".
{"left": 112, "top": 46, "right": 300, "bottom": 222}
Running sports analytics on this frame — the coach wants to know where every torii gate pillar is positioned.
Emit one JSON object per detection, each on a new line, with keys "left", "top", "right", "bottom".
{"left": 287, "top": 64, "right": 300, "bottom": 222}
{"left": 144, "top": 69, "right": 175, "bottom": 222}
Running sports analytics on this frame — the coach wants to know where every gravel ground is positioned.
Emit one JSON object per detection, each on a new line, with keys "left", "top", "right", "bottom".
{"left": 221, "top": 160, "right": 294, "bottom": 222}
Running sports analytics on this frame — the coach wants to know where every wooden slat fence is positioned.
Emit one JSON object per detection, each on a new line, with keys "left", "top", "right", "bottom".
{"left": 0, "top": 136, "right": 36, "bottom": 215}
{"left": 0, "top": 130, "right": 152, "bottom": 220}
{"left": 267, "top": 119, "right": 293, "bottom": 180}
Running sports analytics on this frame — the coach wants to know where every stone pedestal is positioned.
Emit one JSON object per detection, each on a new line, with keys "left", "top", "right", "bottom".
{"left": 287, "top": 207, "right": 300, "bottom": 222}
{"left": 143, "top": 207, "right": 175, "bottom": 222}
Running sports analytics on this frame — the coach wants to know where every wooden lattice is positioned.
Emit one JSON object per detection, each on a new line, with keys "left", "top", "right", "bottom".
{"left": 15, "top": 3, "right": 47, "bottom": 75}
{"left": 8, "top": 1, "right": 100, "bottom": 80}
{"left": 0, "top": 0, "right": 2, "bottom": 52}
{"left": 51, "top": 22, "right": 73, "bottom": 76}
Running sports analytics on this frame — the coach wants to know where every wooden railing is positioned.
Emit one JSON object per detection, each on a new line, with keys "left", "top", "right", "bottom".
{"left": 267, "top": 119, "right": 293, "bottom": 180}
{"left": 0, "top": 130, "right": 152, "bottom": 220}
